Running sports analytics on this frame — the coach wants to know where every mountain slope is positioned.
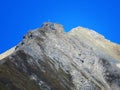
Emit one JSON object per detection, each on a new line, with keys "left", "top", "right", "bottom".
{"left": 0, "top": 22, "right": 120, "bottom": 90}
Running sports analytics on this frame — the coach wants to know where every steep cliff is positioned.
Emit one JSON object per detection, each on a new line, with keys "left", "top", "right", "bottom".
{"left": 0, "top": 22, "right": 120, "bottom": 90}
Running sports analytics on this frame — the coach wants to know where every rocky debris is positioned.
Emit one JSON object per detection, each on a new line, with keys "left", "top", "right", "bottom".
{"left": 0, "top": 22, "right": 120, "bottom": 90}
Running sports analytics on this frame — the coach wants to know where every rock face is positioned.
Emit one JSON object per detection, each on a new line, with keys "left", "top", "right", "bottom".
{"left": 0, "top": 22, "right": 120, "bottom": 90}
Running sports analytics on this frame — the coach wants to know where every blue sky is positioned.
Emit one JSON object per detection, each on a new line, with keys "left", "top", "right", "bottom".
{"left": 0, "top": 0, "right": 120, "bottom": 53}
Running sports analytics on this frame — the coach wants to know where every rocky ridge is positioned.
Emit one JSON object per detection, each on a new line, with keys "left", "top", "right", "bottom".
{"left": 0, "top": 22, "right": 120, "bottom": 90}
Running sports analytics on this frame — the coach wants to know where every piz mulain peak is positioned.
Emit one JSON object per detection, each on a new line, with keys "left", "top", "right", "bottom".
{"left": 0, "top": 22, "right": 120, "bottom": 90}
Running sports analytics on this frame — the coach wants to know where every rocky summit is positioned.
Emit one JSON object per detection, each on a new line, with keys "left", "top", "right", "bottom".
{"left": 0, "top": 22, "right": 120, "bottom": 90}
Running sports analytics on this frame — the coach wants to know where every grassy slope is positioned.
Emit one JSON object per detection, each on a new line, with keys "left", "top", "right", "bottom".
{"left": 0, "top": 59, "right": 41, "bottom": 90}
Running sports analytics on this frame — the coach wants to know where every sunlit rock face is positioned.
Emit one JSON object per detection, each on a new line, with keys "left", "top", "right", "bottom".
{"left": 0, "top": 22, "right": 120, "bottom": 90}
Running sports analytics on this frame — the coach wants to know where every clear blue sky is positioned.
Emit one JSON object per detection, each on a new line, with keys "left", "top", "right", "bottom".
{"left": 0, "top": 0, "right": 120, "bottom": 53}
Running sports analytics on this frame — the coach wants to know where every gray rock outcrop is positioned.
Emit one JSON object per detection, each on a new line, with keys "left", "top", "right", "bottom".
{"left": 0, "top": 22, "right": 120, "bottom": 90}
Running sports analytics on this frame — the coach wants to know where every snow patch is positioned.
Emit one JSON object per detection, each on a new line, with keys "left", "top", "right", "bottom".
{"left": 116, "top": 63, "right": 120, "bottom": 68}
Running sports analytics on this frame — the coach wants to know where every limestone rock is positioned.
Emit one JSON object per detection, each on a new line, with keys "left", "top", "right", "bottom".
{"left": 0, "top": 22, "right": 120, "bottom": 90}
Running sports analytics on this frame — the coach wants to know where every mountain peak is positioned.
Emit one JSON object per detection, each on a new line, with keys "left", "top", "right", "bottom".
{"left": 40, "top": 22, "right": 64, "bottom": 33}
{"left": 0, "top": 22, "right": 120, "bottom": 90}
{"left": 70, "top": 26, "right": 104, "bottom": 40}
